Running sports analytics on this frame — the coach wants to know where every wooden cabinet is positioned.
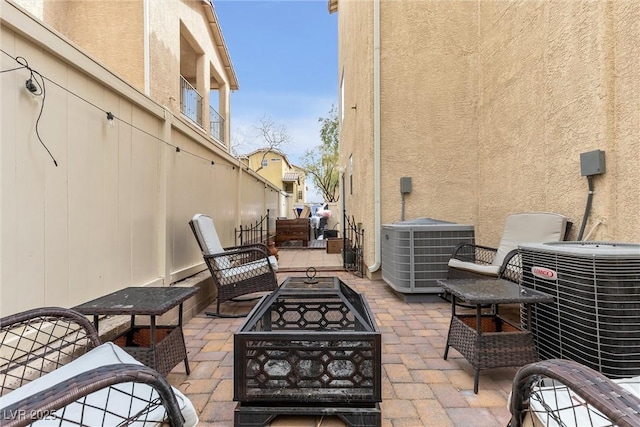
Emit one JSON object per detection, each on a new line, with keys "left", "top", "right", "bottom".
{"left": 275, "top": 218, "right": 310, "bottom": 246}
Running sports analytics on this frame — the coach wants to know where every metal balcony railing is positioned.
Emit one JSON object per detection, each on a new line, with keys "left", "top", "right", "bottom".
{"left": 210, "top": 106, "right": 225, "bottom": 144}
{"left": 180, "top": 76, "right": 203, "bottom": 127}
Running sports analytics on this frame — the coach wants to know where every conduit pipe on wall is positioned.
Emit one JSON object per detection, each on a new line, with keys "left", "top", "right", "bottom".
{"left": 368, "top": 0, "right": 382, "bottom": 273}
{"left": 582, "top": 219, "right": 603, "bottom": 241}
{"left": 577, "top": 175, "right": 595, "bottom": 241}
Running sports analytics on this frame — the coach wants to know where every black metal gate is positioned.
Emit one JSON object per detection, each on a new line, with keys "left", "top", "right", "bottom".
{"left": 235, "top": 209, "right": 272, "bottom": 245}
{"left": 344, "top": 214, "right": 365, "bottom": 277}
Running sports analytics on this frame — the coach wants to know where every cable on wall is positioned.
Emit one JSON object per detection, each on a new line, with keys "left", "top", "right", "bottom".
{"left": 1, "top": 53, "right": 57, "bottom": 166}
{"left": 1, "top": 49, "right": 238, "bottom": 171}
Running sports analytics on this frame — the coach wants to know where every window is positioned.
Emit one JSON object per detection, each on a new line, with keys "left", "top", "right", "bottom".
{"left": 261, "top": 159, "right": 268, "bottom": 168}
{"left": 297, "top": 190, "right": 303, "bottom": 201}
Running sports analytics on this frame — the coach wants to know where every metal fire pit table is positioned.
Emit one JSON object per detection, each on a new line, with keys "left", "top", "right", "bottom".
{"left": 234, "top": 276, "right": 382, "bottom": 427}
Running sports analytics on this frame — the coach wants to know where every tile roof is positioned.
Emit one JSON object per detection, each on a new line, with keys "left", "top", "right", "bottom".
{"left": 282, "top": 172, "right": 299, "bottom": 182}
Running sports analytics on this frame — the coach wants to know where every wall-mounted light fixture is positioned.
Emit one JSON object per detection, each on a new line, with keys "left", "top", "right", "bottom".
{"left": 106, "top": 112, "right": 115, "bottom": 128}
{"left": 25, "top": 78, "right": 38, "bottom": 94}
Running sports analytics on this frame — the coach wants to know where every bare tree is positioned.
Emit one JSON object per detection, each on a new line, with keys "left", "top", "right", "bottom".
{"left": 229, "top": 132, "right": 245, "bottom": 157}
{"left": 254, "top": 115, "right": 291, "bottom": 172}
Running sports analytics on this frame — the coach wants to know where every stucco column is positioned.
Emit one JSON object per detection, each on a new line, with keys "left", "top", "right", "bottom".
{"left": 220, "top": 82, "right": 230, "bottom": 148}
{"left": 196, "top": 53, "right": 207, "bottom": 130}
{"left": 159, "top": 107, "right": 173, "bottom": 285}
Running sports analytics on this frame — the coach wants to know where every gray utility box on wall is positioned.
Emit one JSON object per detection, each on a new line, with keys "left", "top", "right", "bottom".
{"left": 381, "top": 218, "right": 475, "bottom": 301}
{"left": 580, "top": 149, "right": 606, "bottom": 176}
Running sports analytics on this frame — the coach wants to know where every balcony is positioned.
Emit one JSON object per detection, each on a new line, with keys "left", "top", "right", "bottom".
{"left": 180, "top": 75, "right": 203, "bottom": 128}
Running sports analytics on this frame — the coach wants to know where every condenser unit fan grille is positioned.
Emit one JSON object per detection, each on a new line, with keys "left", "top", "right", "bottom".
{"left": 381, "top": 218, "right": 474, "bottom": 295}
{"left": 520, "top": 241, "right": 640, "bottom": 378}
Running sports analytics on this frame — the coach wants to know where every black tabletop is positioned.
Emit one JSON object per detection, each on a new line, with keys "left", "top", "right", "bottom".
{"left": 280, "top": 276, "right": 342, "bottom": 291}
{"left": 73, "top": 286, "right": 198, "bottom": 316}
{"left": 437, "top": 279, "right": 553, "bottom": 305}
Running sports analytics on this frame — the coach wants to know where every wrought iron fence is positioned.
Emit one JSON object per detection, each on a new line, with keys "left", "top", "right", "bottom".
{"left": 209, "top": 106, "right": 225, "bottom": 144}
{"left": 235, "top": 210, "right": 272, "bottom": 246}
{"left": 180, "top": 76, "right": 203, "bottom": 127}
{"left": 344, "top": 214, "right": 365, "bottom": 277}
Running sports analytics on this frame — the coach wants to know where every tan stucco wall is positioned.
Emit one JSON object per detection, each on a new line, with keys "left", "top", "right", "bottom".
{"left": 477, "top": 1, "right": 640, "bottom": 245}
{"left": 611, "top": 1, "right": 640, "bottom": 242}
{"left": 380, "top": 1, "right": 478, "bottom": 225}
{"left": 42, "top": 0, "right": 145, "bottom": 89}
{"left": 336, "top": 0, "right": 640, "bottom": 275}
{"left": 336, "top": 0, "right": 375, "bottom": 269}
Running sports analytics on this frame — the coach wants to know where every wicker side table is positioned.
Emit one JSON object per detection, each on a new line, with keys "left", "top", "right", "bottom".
{"left": 439, "top": 279, "right": 553, "bottom": 393}
{"left": 74, "top": 286, "right": 198, "bottom": 376}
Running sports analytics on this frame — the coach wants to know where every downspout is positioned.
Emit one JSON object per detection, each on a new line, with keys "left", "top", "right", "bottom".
{"left": 368, "top": 0, "right": 381, "bottom": 273}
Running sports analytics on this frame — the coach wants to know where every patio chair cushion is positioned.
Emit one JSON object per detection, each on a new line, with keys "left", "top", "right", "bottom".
{"left": 192, "top": 213, "right": 278, "bottom": 271}
{"left": 220, "top": 257, "right": 274, "bottom": 283}
{"left": 0, "top": 342, "right": 198, "bottom": 426}
{"left": 192, "top": 213, "right": 232, "bottom": 267}
{"left": 492, "top": 212, "right": 567, "bottom": 267}
{"left": 447, "top": 258, "right": 501, "bottom": 276}
{"left": 521, "top": 375, "right": 640, "bottom": 427}
{"left": 447, "top": 212, "right": 567, "bottom": 278}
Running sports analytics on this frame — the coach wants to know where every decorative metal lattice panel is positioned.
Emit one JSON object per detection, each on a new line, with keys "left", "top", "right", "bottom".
{"left": 234, "top": 277, "right": 381, "bottom": 405}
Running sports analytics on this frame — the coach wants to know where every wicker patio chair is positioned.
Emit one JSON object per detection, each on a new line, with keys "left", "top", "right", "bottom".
{"left": 0, "top": 307, "right": 198, "bottom": 427}
{"left": 189, "top": 213, "right": 279, "bottom": 317}
{"left": 508, "top": 359, "right": 640, "bottom": 427}
{"left": 448, "top": 212, "right": 569, "bottom": 283}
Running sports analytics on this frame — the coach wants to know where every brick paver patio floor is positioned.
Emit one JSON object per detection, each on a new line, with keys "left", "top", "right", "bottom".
{"left": 166, "top": 270, "right": 515, "bottom": 426}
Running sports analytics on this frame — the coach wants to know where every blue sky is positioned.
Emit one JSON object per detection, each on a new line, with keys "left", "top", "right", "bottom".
{"left": 215, "top": 0, "right": 338, "bottom": 202}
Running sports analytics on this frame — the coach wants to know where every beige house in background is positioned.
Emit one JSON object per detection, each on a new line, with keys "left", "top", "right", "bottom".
{"left": 240, "top": 148, "right": 308, "bottom": 218}
{"left": 330, "top": 0, "right": 640, "bottom": 279}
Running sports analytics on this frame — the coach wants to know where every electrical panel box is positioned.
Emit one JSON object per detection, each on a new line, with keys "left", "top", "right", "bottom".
{"left": 580, "top": 150, "right": 606, "bottom": 176}
{"left": 400, "top": 177, "right": 412, "bottom": 194}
